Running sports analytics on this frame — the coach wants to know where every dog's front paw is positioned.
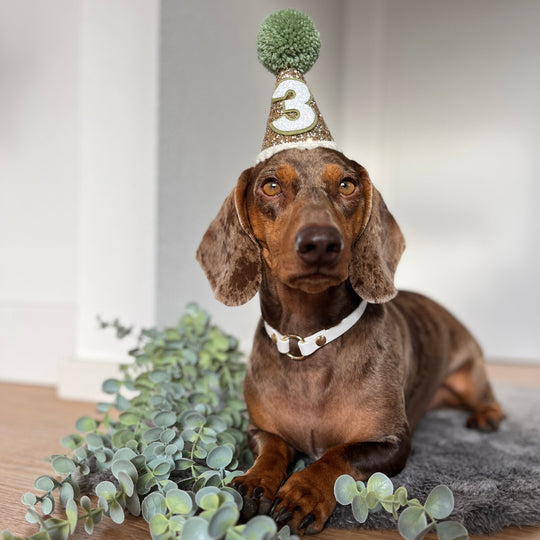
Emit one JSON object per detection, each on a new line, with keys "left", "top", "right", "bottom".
{"left": 271, "top": 466, "right": 337, "bottom": 535}
{"left": 232, "top": 469, "right": 286, "bottom": 520}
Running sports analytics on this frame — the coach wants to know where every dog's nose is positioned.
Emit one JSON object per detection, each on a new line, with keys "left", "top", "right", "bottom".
{"left": 295, "top": 226, "right": 343, "bottom": 266}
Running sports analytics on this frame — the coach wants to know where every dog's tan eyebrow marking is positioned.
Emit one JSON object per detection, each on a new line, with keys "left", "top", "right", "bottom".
{"left": 323, "top": 163, "right": 344, "bottom": 182}
{"left": 276, "top": 164, "right": 297, "bottom": 183}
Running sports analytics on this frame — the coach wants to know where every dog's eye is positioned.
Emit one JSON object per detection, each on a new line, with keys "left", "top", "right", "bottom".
{"left": 339, "top": 179, "right": 356, "bottom": 196}
{"left": 262, "top": 179, "right": 282, "bottom": 197}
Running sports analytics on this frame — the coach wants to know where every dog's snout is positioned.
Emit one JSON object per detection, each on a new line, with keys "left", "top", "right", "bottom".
{"left": 295, "top": 226, "right": 344, "bottom": 266}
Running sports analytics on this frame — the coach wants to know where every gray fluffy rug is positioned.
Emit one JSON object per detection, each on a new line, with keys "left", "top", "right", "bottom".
{"left": 328, "top": 384, "right": 540, "bottom": 534}
{"left": 79, "top": 384, "right": 540, "bottom": 535}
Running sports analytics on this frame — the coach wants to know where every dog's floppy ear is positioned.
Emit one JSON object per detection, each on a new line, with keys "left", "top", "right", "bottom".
{"left": 349, "top": 179, "right": 405, "bottom": 304}
{"left": 196, "top": 169, "right": 261, "bottom": 306}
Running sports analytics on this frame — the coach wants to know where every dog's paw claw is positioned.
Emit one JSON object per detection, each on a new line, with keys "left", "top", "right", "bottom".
{"left": 269, "top": 497, "right": 281, "bottom": 515}
{"left": 274, "top": 509, "right": 294, "bottom": 526}
{"left": 299, "top": 513, "right": 316, "bottom": 531}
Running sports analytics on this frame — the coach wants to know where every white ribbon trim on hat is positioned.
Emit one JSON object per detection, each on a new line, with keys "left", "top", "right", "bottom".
{"left": 256, "top": 140, "right": 340, "bottom": 164}
{"left": 263, "top": 299, "right": 368, "bottom": 360}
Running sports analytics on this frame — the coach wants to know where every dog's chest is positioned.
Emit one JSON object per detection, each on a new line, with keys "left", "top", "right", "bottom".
{"left": 246, "top": 355, "right": 375, "bottom": 459}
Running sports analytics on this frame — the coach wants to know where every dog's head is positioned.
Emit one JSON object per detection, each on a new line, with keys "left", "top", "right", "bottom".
{"left": 197, "top": 148, "right": 405, "bottom": 306}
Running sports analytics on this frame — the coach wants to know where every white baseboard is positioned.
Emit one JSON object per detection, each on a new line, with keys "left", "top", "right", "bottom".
{"left": 0, "top": 302, "right": 76, "bottom": 386}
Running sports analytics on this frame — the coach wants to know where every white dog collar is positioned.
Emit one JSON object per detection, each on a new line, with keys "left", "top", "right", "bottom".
{"left": 263, "top": 299, "right": 368, "bottom": 361}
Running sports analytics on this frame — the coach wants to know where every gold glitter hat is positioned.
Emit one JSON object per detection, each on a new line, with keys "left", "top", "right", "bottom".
{"left": 256, "top": 9, "right": 338, "bottom": 164}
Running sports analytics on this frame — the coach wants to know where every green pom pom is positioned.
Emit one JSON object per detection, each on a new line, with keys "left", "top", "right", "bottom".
{"left": 257, "top": 9, "right": 321, "bottom": 75}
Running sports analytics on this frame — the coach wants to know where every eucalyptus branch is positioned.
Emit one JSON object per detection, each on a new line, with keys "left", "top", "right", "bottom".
{"left": 2, "top": 304, "right": 464, "bottom": 540}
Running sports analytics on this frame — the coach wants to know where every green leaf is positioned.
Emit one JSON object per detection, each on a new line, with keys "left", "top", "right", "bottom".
{"left": 365, "top": 490, "right": 380, "bottom": 510}
{"left": 142, "top": 492, "right": 168, "bottom": 522}
{"left": 80, "top": 496, "right": 92, "bottom": 511}
{"left": 154, "top": 411, "right": 177, "bottom": 428}
{"left": 351, "top": 494, "right": 369, "bottom": 524}
{"left": 160, "top": 428, "right": 178, "bottom": 444}
{"left": 166, "top": 489, "right": 193, "bottom": 515}
{"left": 117, "top": 471, "right": 135, "bottom": 497}
{"left": 112, "top": 429, "right": 136, "bottom": 448}
{"left": 144, "top": 427, "right": 164, "bottom": 442}
{"left": 34, "top": 476, "right": 56, "bottom": 492}
{"left": 95, "top": 481, "right": 117, "bottom": 499}
{"left": 102, "top": 378, "right": 121, "bottom": 394}
{"left": 27, "top": 532, "right": 50, "bottom": 540}
{"left": 425, "top": 485, "right": 455, "bottom": 520}
{"left": 116, "top": 394, "right": 130, "bottom": 411}
{"left": 43, "top": 518, "right": 70, "bottom": 540}
{"left": 126, "top": 492, "right": 141, "bottom": 517}
{"left": 85, "top": 432, "right": 104, "bottom": 450}
{"left": 195, "top": 486, "right": 220, "bottom": 507}
{"left": 334, "top": 474, "right": 359, "bottom": 505}
{"left": 59, "top": 482, "right": 75, "bottom": 507}
{"left": 150, "top": 513, "right": 170, "bottom": 536}
{"left": 75, "top": 416, "right": 97, "bottom": 433}
{"left": 242, "top": 515, "right": 278, "bottom": 537}
{"left": 366, "top": 472, "right": 394, "bottom": 498}
{"left": 398, "top": 506, "right": 431, "bottom": 540}
{"left": 97, "top": 402, "right": 112, "bottom": 413}
{"left": 41, "top": 495, "right": 54, "bottom": 515}
{"left": 395, "top": 486, "right": 408, "bottom": 506}
{"left": 25, "top": 508, "right": 40, "bottom": 525}
{"left": 119, "top": 411, "right": 141, "bottom": 426}
{"left": 109, "top": 501, "right": 125, "bottom": 524}
{"left": 436, "top": 521, "right": 469, "bottom": 540}
{"left": 52, "top": 456, "right": 76, "bottom": 475}
{"left": 220, "top": 487, "right": 244, "bottom": 510}
{"left": 21, "top": 492, "right": 37, "bottom": 506}
{"left": 149, "top": 459, "right": 172, "bottom": 476}
{"left": 207, "top": 446, "right": 233, "bottom": 470}
{"left": 199, "top": 493, "right": 220, "bottom": 511}
{"left": 193, "top": 446, "right": 208, "bottom": 460}
{"left": 225, "top": 526, "right": 244, "bottom": 540}
{"left": 84, "top": 516, "right": 94, "bottom": 535}
{"left": 206, "top": 415, "right": 228, "bottom": 433}
{"left": 65, "top": 499, "right": 78, "bottom": 533}
{"left": 180, "top": 516, "right": 210, "bottom": 540}
{"left": 183, "top": 412, "right": 206, "bottom": 429}
{"left": 176, "top": 458, "right": 195, "bottom": 471}
{"left": 1, "top": 531, "right": 17, "bottom": 540}
{"left": 61, "top": 434, "right": 85, "bottom": 450}
{"left": 149, "top": 370, "right": 171, "bottom": 384}
{"left": 114, "top": 448, "right": 138, "bottom": 461}
{"left": 112, "top": 459, "right": 138, "bottom": 481}
{"left": 208, "top": 503, "right": 240, "bottom": 538}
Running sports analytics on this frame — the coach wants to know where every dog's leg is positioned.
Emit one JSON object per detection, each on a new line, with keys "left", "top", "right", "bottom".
{"left": 232, "top": 426, "right": 297, "bottom": 519}
{"left": 272, "top": 431, "right": 411, "bottom": 535}
{"left": 430, "top": 359, "right": 505, "bottom": 431}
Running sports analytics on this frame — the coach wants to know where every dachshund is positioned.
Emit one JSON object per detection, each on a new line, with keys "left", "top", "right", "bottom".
{"left": 196, "top": 146, "right": 504, "bottom": 535}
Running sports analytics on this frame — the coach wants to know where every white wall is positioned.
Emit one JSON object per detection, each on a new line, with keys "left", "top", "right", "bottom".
{"left": 0, "top": 0, "right": 159, "bottom": 392}
{"left": 76, "top": 0, "right": 158, "bottom": 363}
{"left": 0, "top": 0, "right": 79, "bottom": 384}
{"left": 341, "top": 0, "right": 540, "bottom": 360}
{"left": 1, "top": 1, "right": 538, "bottom": 393}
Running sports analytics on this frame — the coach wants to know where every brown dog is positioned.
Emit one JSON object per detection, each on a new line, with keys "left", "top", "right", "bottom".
{"left": 197, "top": 147, "right": 504, "bottom": 535}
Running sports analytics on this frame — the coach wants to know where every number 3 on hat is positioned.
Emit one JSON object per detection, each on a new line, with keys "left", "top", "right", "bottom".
{"left": 270, "top": 79, "right": 318, "bottom": 135}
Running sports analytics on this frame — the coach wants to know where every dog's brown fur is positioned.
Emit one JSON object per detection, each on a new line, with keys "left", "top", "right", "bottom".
{"left": 197, "top": 147, "right": 504, "bottom": 534}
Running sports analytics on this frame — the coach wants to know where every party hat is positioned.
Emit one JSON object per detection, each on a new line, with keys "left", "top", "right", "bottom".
{"left": 256, "top": 9, "right": 338, "bottom": 164}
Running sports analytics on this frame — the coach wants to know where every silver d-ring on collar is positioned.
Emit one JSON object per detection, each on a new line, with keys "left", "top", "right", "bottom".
{"left": 280, "top": 334, "right": 306, "bottom": 361}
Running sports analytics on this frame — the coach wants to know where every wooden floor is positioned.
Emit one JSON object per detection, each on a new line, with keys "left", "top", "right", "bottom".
{"left": 1, "top": 363, "right": 540, "bottom": 539}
